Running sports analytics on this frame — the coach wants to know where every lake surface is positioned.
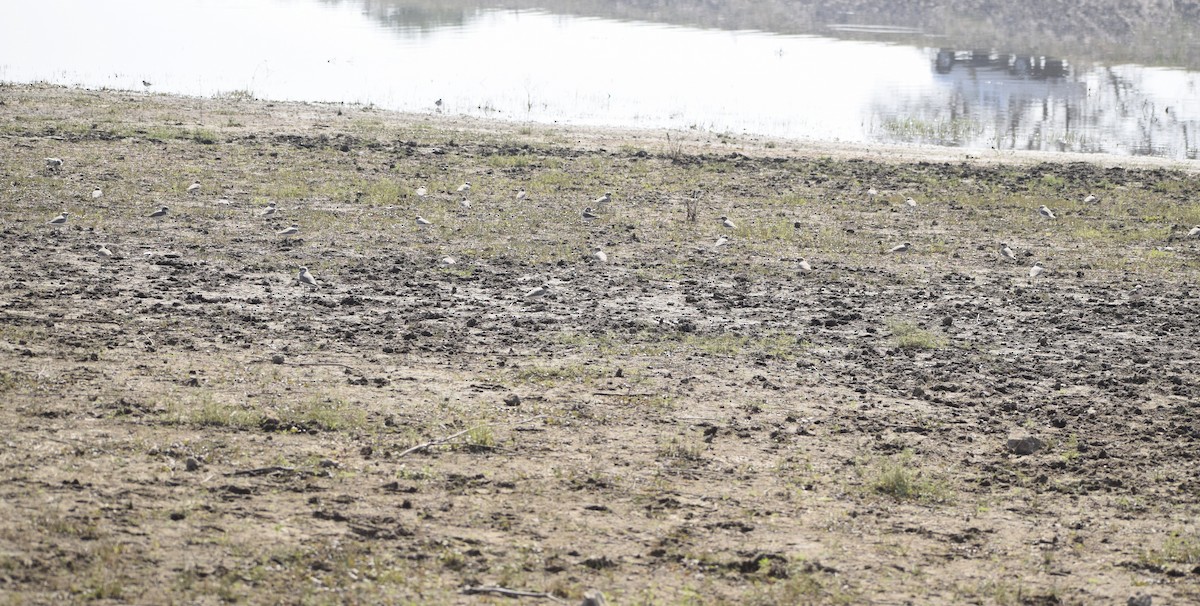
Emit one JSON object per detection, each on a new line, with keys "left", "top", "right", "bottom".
{"left": 2, "top": 0, "right": 1198, "bottom": 159}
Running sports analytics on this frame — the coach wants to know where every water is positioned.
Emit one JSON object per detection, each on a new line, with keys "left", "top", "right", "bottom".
{"left": 2, "top": 0, "right": 1197, "bottom": 159}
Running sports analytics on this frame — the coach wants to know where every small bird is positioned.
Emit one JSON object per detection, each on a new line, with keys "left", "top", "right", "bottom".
{"left": 713, "top": 236, "right": 729, "bottom": 249}
{"left": 92, "top": 188, "right": 103, "bottom": 199}
{"left": 720, "top": 216, "right": 736, "bottom": 230}
{"left": 261, "top": 202, "right": 277, "bottom": 216}
{"left": 297, "top": 266, "right": 319, "bottom": 288}
{"left": 1029, "top": 261, "right": 1045, "bottom": 279}
{"left": 1000, "top": 242, "right": 1016, "bottom": 261}
{"left": 434, "top": 98, "right": 443, "bottom": 110}
{"left": 47, "top": 211, "right": 68, "bottom": 224}
{"left": 867, "top": 187, "right": 878, "bottom": 198}
{"left": 459, "top": 199, "right": 471, "bottom": 210}
{"left": 186, "top": 181, "right": 201, "bottom": 194}
{"left": 1187, "top": 225, "right": 1200, "bottom": 239}
{"left": 142, "top": 80, "right": 151, "bottom": 89}
{"left": 215, "top": 199, "right": 232, "bottom": 206}
{"left": 592, "top": 247, "right": 607, "bottom": 263}
{"left": 440, "top": 257, "right": 457, "bottom": 266}
{"left": 524, "top": 283, "right": 549, "bottom": 298}
{"left": 516, "top": 189, "right": 527, "bottom": 200}
{"left": 581, "top": 207, "right": 599, "bottom": 223}
{"left": 415, "top": 186, "right": 428, "bottom": 197}
{"left": 149, "top": 206, "right": 169, "bottom": 218}
{"left": 798, "top": 258, "right": 812, "bottom": 273}
{"left": 456, "top": 182, "right": 471, "bottom": 193}
{"left": 1038, "top": 205, "right": 1056, "bottom": 219}
{"left": 905, "top": 197, "right": 918, "bottom": 209}
{"left": 276, "top": 224, "right": 300, "bottom": 237}
{"left": 416, "top": 216, "right": 432, "bottom": 229}
{"left": 1127, "top": 284, "right": 1145, "bottom": 302}
{"left": 889, "top": 242, "right": 911, "bottom": 253}
{"left": 1083, "top": 194, "right": 1098, "bottom": 204}
{"left": 95, "top": 243, "right": 113, "bottom": 258}
{"left": 45, "top": 158, "right": 63, "bottom": 171}
{"left": 593, "top": 192, "right": 611, "bottom": 208}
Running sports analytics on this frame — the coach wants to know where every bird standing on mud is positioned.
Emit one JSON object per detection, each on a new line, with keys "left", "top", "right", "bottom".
{"left": 261, "top": 202, "right": 277, "bottom": 216}
{"left": 720, "top": 216, "right": 736, "bottom": 230}
{"left": 416, "top": 216, "right": 432, "bottom": 229}
{"left": 581, "top": 207, "right": 598, "bottom": 223}
{"left": 95, "top": 244, "right": 113, "bottom": 258}
{"left": 45, "top": 158, "right": 63, "bottom": 171}
{"left": 798, "top": 258, "right": 812, "bottom": 273}
{"left": 47, "top": 211, "right": 68, "bottom": 224}
{"left": 1000, "top": 242, "right": 1016, "bottom": 261}
{"left": 276, "top": 224, "right": 300, "bottom": 237}
{"left": 92, "top": 188, "right": 103, "bottom": 199}
{"left": 297, "top": 266, "right": 319, "bottom": 288}
{"left": 456, "top": 182, "right": 471, "bottom": 193}
{"left": 1038, "top": 205, "right": 1056, "bottom": 219}
{"left": 1029, "top": 261, "right": 1045, "bottom": 279}
{"left": 186, "top": 181, "right": 201, "bottom": 195}
{"left": 149, "top": 206, "right": 169, "bottom": 218}
{"left": 1188, "top": 225, "right": 1200, "bottom": 239}
{"left": 593, "top": 192, "right": 611, "bottom": 208}
{"left": 592, "top": 247, "right": 607, "bottom": 263}
{"left": 889, "top": 242, "right": 911, "bottom": 254}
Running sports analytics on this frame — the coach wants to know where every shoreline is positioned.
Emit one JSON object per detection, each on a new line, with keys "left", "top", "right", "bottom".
{"left": 5, "top": 82, "right": 1196, "bottom": 172}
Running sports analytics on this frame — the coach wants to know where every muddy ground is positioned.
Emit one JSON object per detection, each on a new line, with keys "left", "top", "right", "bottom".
{"left": 0, "top": 83, "right": 1198, "bottom": 604}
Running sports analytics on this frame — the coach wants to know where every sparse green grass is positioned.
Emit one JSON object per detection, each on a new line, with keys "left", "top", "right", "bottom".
{"left": 887, "top": 320, "right": 947, "bottom": 350}
{"left": 1139, "top": 532, "right": 1200, "bottom": 569}
{"left": 860, "top": 450, "right": 953, "bottom": 504}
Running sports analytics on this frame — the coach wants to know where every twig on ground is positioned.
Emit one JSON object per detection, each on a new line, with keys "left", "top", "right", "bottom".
{"left": 397, "top": 414, "right": 546, "bottom": 458}
{"left": 460, "top": 585, "right": 565, "bottom": 602}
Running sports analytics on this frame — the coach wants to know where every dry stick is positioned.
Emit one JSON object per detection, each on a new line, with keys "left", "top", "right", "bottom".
{"left": 397, "top": 414, "right": 546, "bottom": 458}
{"left": 460, "top": 585, "right": 565, "bottom": 603}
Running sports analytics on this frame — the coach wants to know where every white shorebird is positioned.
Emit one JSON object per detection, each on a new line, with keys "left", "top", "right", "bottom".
{"left": 1127, "top": 284, "right": 1145, "bottom": 302}
{"left": 867, "top": 187, "right": 878, "bottom": 198}
{"left": 440, "top": 256, "right": 457, "bottom": 266}
{"left": 592, "top": 247, "right": 607, "bottom": 263}
{"left": 261, "top": 202, "right": 277, "bottom": 216}
{"left": 1188, "top": 225, "right": 1200, "bottom": 239}
{"left": 276, "top": 224, "right": 300, "bottom": 237}
{"left": 524, "top": 283, "right": 549, "bottom": 298}
{"left": 581, "top": 207, "right": 599, "bottom": 223}
{"left": 149, "top": 206, "right": 169, "bottom": 218}
{"left": 720, "top": 216, "right": 736, "bottom": 230}
{"left": 456, "top": 182, "right": 471, "bottom": 193}
{"left": 416, "top": 216, "right": 432, "bottom": 229}
{"left": 593, "top": 192, "right": 611, "bottom": 208}
{"left": 186, "top": 181, "right": 201, "bottom": 195}
{"left": 45, "top": 158, "right": 63, "bottom": 171}
{"left": 1038, "top": 205, "right": 1056, "bottom": 220}
{"left": 95, "top": 244, "right": 113, "bottom": 258}
{"left": 1029, "top": 261, "right": 1045, "bottom": 279}
{"left": 516, "top": 189, "right": 527, "bottom": 200}
{"left": 713, "top": 236, "right": 729, "bottom": 249}
{"left": 798, "top": 258, "right": 813, "bottom": 273}
{"left": 215, "top": 198, "right": 232, "bottom": 206}
{"left": 889, "top": 242, "right": 912, "bottom": 254}
{"left": 459, "top": 199, "right": 471, "bottom": 210}
{"left": 92, "top": 188, "right": 103, "bottom": 199}
{"left": 1000, "top": 242, "right": 1016, "bottom": 261}
{"left": 1083, "top": 194, "right": 1098, "bottom": 204}
{"left": 415, "top": 186, "right": 428, "bottom": 197}
{"left": 47, "top": 211, "right": 68, "bottom": 225}
{"left": 905, "top": 197, "right": 918, "bottom": 209}
{"left": 297, "top": 266, "right": 319, "bottom": 288}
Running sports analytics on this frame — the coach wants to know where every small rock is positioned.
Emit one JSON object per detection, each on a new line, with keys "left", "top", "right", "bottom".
{"left": 504, "top": 394, "right": 521, "bottom": 406}
{"left": 941, "top": 316, "right": 953, "bottom": 327}
{"left": 615, "top": 368, "right": 623, "bottom": 378}
{"left": 1127, "top": 594, "right": 1152, "bottom": 606}
{"left": 1006, "top": 436, "right": 1046, "bottom": 456}
{"left": 185, "top": 457, "right": 201, "bottom": 471}
{"left": 270, "top": 354, "right": 285, "bottom": 364}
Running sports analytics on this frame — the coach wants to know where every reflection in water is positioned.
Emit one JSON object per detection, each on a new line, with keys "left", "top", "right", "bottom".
{"left": 878, "top": 48, "right": 1198, "bottom": 158}
{"left": 0, "top": 0, "right": 1197, "bottom": 159}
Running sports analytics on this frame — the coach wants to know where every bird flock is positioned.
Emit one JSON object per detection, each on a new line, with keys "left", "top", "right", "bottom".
{"left": 39, "top": 156, "right": 1195, "bottom": 301}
